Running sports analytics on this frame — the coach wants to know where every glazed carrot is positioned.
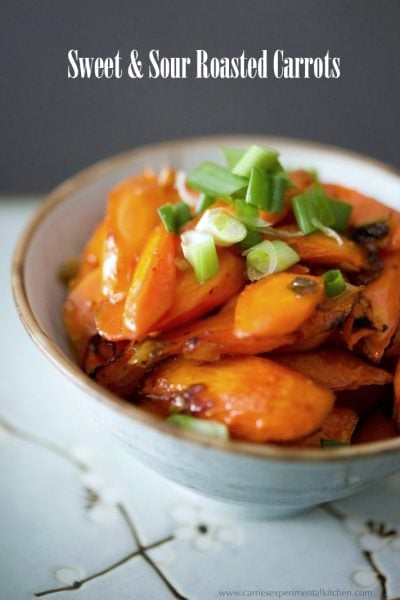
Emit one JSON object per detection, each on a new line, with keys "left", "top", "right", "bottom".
{"left": 101, "top": 172, "right": 177, "bottom": 300}
{"left": 235, "top": 273, "right": 324, "bottom": 338}
{"left": 277, "top": 231, "right": 369, "bottom": 272}
{"left": 164, "top": 306, "right": 296, "bottom": 358}
{"left": 323, "top": 183, "right": 400, "bottom": 251}
{"left": 73, "top": 220, "right": 107, "bottom": 285}
{"left": 300, "top": 407, "right": 359, "bottom": 447}
{"left": 142, "top": 356, "right": 335, "bottom": 442}
{"left": 352, "top": 411, "right": 398, "bottom": 443}
{"left": 274, "top": 349, "right": 392, "bottom": 391}
{"left": 155, "top": 249, "right": 245, "bottom": 331}
{"left": 63, "top": 267, "right": 102, "bottom": 363}
{"left": 360, "top": 251, "right": 400, "bottom": 362}
{"left": 394, "top": 357, "right": 400, "bottom": 431}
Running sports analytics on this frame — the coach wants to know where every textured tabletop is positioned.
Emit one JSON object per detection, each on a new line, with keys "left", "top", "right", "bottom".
{"left": 1, "top": 198, "right": 399, "bottom": 600}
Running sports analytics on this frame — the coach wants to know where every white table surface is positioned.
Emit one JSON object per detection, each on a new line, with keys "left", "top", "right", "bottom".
{"left": 1, "top": 197, "right": 399, "bottom": 600}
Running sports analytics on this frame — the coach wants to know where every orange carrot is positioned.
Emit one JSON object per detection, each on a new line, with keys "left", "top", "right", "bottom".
{"left": 352, "top": 411, "right": 398, "bottom": 443}
{"left": 323, "top": 183, "right": 400, "bottom": 251}
{"left": 234, "top": 273, "right": 324, "bottom": 338}
{"left": 142, "top": 356, "right": 334, "bottom": 442}
{"left": 63, "top": 267, "right": 102, "bottom": 363}
{"left": 155, "top": 249, "right": 245, "bottom": 331}
{"left": 73, "top": 220, "right": 107, "bottom": 285}
{"left": 301, "top": 407, "right": 359, "bottom": 447}
{"left": 274, "top": 349, "right": 392, "bottom": 391}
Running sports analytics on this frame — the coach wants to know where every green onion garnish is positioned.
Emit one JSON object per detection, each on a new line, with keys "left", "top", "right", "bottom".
{"left": 245, "top": 240, "right": 300, "bottom": 281}
{"left": 232, "top": 145, "right": 279, "bottom": 177}
{"left": 328, "top": 198, "right": 353, "bottom": 232}
{"left": 292, "top": 188, "right": 335, "bottom": 235}
{"left": 320, "top": 439, "right": 347, "bottom": 448}
{"left": 234, "top": 200, "right": 271, "bottom": 230}
{"left": 323, "top": 269, "right": 346, "bottom": 297}
{"left": 196, "top": 193, "right": 214, "bottom": 214}
{"left": 180, "top": 230, "right": 219, "bottom": 283}
{"left": 270, "top": 174, "right": 287, "bottom": 213}
{"left": 158, "top": 202, "right": 192, "bottom": 233}
{"left": 196, "top": 208, "right": 247, "bottom": 247}
{"left": 167, "top": 414, "right": 229, "bottom": 440}
{"left": 222, "top": 147, "right": 245, "bottom": 170}
{"left": 187, "top": 162, "right": 248, "bottom": 198}
{"left": 158, "top": 204, "right": 176, "bottom": 233}
{"left": 245, "top": 167, "right": 271, "bottom": 210}
{"left": 239, "top": 229, "right": 263, "bottom": 249}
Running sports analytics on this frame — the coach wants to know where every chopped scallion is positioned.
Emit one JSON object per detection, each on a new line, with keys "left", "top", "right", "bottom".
{"left": 270, "top": 174, "right": 287, "bottom": 213}
{"left": 187, "top": 162, "right": 248, "bottom": 198}
{"left": 292, "top": 188, "right": 334, "bottom": 235}
{"left": 157, "top": 204, "right": 176, "bottom": 233}
{"left": 320, "top": 439, "right": 347, "bottom": 448}
{"left": 328, "top": 198, "right": 353, "bottom": 232}
{"left": 239, "top": 229, "right": 263, "bottom": 249}
{"left": 196, "top": 208, "right": 247, "bottom": 247}
{"left": 180, "top": 230, "right": 219, "bottom": 283}
{"left": 197, "top": 193, "right": 214, "bottom": 214}
{"left": 232, "top": 145, "right": 279, "bottom": 177}
{"left": 323, "top": 269, "right": 346, "bottom": 297}
{"left": 167, "top": 414, "right": 229, "bottom": 440}
{"left": 174, "top": 202, "right": 192, "bottom": 229}
{"left": 245, "top": 240, "right": 300, "bottom": 281}
{"left": 245, "top": 167, "right": 271, "bottom": 210}
{"left": 222, "top": 147, "right": 245, "bottom": 170}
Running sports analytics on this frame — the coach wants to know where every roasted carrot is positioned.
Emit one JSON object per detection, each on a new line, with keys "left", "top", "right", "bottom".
{"left": 72, "top": 220, "right": 107, "bottom": 286}
{"left": 142, "top": 356, "right": 335, "bottom": 442}
{"left": 155, "top": 249, "right": 245, "bottom": 331}
{"left": 274, "top": 349, "right": 392, "bottom": 391}
{"left": 63, "top": 267, "right": 102, "bottom": 363}
{"left": 323, "top": 183, "right": 400, "bottom": 251}
{"left": 352, "top": 411, "right": 398, "bottom": 443}
{"left": 235, "top": 273, "right": 324, "bottom": 338}
{"left": 300, "top": 407, "right": 359, "bottom": 447}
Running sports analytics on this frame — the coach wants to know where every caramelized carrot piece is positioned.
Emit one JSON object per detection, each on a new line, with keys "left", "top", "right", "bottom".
{"left": 235, "top": 273, "right": 324, "bottom": 338}
{"left": 323, "top": 183, "right": 400, "bottom": 251}
{"left": 62, "top": 267, "right": 102, "bottom": 363}
{"left": 165, "top": 307, "right": 296, "bottom": 357}
{"left": 352, "top": 411, "right": 398, "bottom": 443}
{"left": 281, "top": 232, "right": 369, "bottom": 272}
{"left": 300, "top": 407, "right": 359, "bottom": 447}
{"left": 394, "top": 357, "right": 400, "bottom": 431}
{"left": 142, "top": 356, "right": 334, "bottom": 442}
{"left": 274, "top": 349, "right": 392, "bottom": 391}
{"left": 123, "top": 225, "right": 176, "bottom": 340}
{"left": 73, "top": 221, "right": 107, "bottom": 285}
{"left": 361, "top": 251, "right": 400, "bottom": 362}
{"left": 155, "top": 249, "right": 245, "bottom": 331}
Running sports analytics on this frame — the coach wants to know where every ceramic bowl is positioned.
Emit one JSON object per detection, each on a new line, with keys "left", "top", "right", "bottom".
{"left": 12, "top": 135, "right": 400, "bottom": 519}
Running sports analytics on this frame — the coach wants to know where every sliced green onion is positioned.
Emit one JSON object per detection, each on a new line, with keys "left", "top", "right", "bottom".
{"left": 328, "top": 198, "right": 353, "bottom": 232}
{"left": 167, "top": 414, "right": 229, "bottom": 440}
{"left": 270, "top": 174, "right": 287, "bottom": 213}
{"left": 158, "top": 202, "right": 192, "bottom": 232}
{"left": 324, "top": 269, "right": 346, "bottom": 297}
{"left": 222, "top": 147, "right": 245, "bottom": 170}
{"left": 196, "top": 208, "right": 247, "bottom": 247}
{"left": 239, "top": 229, "right": 263, "bottom": 249}
{"left": 320, "top": 439, "right": 347, "bottom": 448}
{"left": 234, "top": 199, "right": 272, "bottom": 230}
{"left": 311, "top": 219, "right": 344, "bottom": 246}
{"left": 292, "top": 188, "right": 334, "bottom": 235}
{"left": 196, "top": 193, "right": 214, "bottom": 214}
{"left": 180, "top": 230, "right": 219, "bottom": 283}
{"left": 245, "top": 167, "right": 271, "bottom": 210}
{"left": 245, "top": 240, "right": 300, "bottom": 281}
{"left": 187, "top": 162, "right": 248, "bottom": 198}
{"left": 174, "top": 202, "right": 192, "bottom": 228}
{"left": 232, "top": 145, "right": 279, "bottom": 177}
{"left": 158, "top": 204, "right": 176, "bottom": 232}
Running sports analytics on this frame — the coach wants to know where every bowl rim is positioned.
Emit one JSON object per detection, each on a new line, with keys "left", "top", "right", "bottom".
{"left": 11, "top": 134, "right": 400, "bottom": 462}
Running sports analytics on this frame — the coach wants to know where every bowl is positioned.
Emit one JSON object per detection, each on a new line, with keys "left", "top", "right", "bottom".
{"left": 12, "top": 135, "right": 400, "bottom": 519}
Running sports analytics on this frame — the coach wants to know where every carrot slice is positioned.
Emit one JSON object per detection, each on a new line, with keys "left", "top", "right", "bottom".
{"left": 274, "top": 349, "right": 392, "bottom": 391}
{"left": 155, "top": 249, "right": 245, "bottom": 331}
{"left": 164, "top": 306, "right": 296, "bottom": 357}
{"left": 123, "top": 225, "right": 176, "bottom": 340}
{"left": 361, "top": 251, "right": 400, "bottom": 362}
{"left": 62, "top": 267, "right": 102, "bottom": 363}
{"left": 234, "top": 273, "right": 324, "bottom": 338}
{"left": 74, "top": 220, "right": 107, "bottom": 285}
{"left": 142, "top": 356, "right": 334, "bottom": 442}
{"left": 323, "top": 183, "right": 400, "bottom": 251}
{"left": 300, "top": 407, "right": 359, "bottom": 447}
{"left": 352, "top": 411, "right": 398, "bottom": 443}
